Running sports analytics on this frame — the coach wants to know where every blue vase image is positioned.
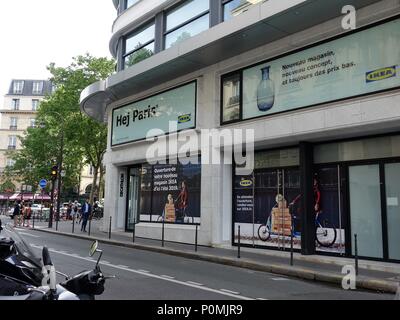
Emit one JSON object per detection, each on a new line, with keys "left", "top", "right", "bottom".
{"left": 257, "top": 66, "right": 275, "bottom": 112}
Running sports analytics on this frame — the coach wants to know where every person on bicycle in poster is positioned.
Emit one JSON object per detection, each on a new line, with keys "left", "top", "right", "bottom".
{"left": 313, "top": 174, "right": 322, "bottom": 217}
{"left": 175, "top": 181, "right": 188, "bottom": 223}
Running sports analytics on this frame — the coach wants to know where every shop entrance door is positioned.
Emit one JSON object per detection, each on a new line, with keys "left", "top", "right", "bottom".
{"left": 126, "top": 167, "right": 140, "bottom": 231}
{"left": 349, "top": 164, "right": 383, "bottom": 259}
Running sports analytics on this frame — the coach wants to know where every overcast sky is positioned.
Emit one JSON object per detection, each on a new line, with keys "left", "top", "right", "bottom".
{"left": 0, "top": 0, "right": 116, "bottom": 98}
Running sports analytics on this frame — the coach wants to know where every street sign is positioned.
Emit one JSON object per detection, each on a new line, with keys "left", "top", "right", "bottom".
{"left": 39, "top": 179, "right": 47, "bottom": 189}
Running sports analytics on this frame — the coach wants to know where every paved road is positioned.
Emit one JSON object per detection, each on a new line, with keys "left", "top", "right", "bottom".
{"left": 9, "top": 226, "right": 394, "bottom": 301}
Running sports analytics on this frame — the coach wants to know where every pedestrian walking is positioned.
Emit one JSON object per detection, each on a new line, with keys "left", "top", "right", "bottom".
{"left": 81, "top": 200, "right": 91, "bottom": 232}
{"left": 72, "top": 201, "right": 79, "bottom": 224}
{"left": 24, "top": 203, "right": 32, "bottom": 228}
{"left": 13, "top": 201, "right": 21, "bottom": 228}
{"left": 67, "top": 201, "right": 72, "bottom": 220}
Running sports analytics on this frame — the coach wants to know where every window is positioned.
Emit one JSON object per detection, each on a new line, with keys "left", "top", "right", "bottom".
{"left": 223, "top": 0, "right": 263, "bottom": 21}
{"left": 30, "top": 119, "right": 36, "bottom": 128}
{"left": 10, "top": 118, "right": 18, "bottom": 130}
{"left": 125, "top": 0, "right": 139, "bottom": 10}
{"left": 123, "top": 22, "right": 155, "bottom": 68}
{"left": 13, "top": 81, "right": 24, "bottom": 94}
{"left": 32, "top": 81, "right": 43, "bottom": 94}
{"left": 222, "top": 73, "right": 241, "bottom": 123}
{"left": 8, "top": 136, "right": 17, "bottom": 149}
{"left": 89, "top": 166, "right": 94, "bottom": 175}
{"left": 6, "top": 159, "right": 16, "bottom": 167}
{"left": 164, "top": 0, "right": 210, "bottom": 49}
{"left": 11, "top": 99, "right": 20, "bottom": 110}
{"left": 32, "top": 99, "right": 40, "bottom": 111}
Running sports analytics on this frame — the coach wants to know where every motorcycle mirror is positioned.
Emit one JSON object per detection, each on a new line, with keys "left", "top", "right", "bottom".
{"left": 89, "top": 241, "right": 98, "bottom": 257}
{"left": 42, "top": 247, "right": 53, "bottom": 267}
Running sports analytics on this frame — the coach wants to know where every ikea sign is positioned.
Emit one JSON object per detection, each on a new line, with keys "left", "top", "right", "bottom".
{"left": 366, "top": 66, "right": 396, "bottom": 83}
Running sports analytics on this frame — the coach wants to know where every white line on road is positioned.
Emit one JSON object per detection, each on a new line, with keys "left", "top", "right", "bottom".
{"left": 256, "top": 298, "right": 269, "bottom": 300}
{"left": 220, "top": 289, "right": 240, "bottom": 295}
{"left": 117, "top": 265, "right": 129, "bottom": 269}
{"left": 271, "top": 278, "right": 290, "bottom": 281}
{"left": 19, "top": 232, "right": 40, "bottom": 238}
{"left": 33, "top": 248, "right": 255, "bottom": 300}
{"left": 187, "top": 281, "right": 203, "bottom": 286}
{"left": 161, "top": 275, "right": 175, "bottom": 280}
{"left": 138, "top": 270, "right": 150, "bottom": 273}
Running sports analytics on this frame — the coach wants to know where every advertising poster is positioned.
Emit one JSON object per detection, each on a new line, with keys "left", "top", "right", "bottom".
{"left": 139, "top": 160, "right": 201, "bottom": 225}
{"left": 242, "top": 18, "right": 400, "bottom": 120}
{"left": 112, "top": 81, "right": 196, "bottom": 145}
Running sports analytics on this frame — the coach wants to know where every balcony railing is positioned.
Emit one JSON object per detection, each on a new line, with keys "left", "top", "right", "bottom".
{"left": 8, "top": 146, "right": 17, "bottom": 150}
{"left": 9, "top": 126, "right": 18, "bottom": 130}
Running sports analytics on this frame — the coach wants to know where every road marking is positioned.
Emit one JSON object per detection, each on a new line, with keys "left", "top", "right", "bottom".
{"left": 32, "top": 248, "right": 254, "bottom": 300}
{"left": 220, "top": 289, "right": 240, "bottom": 295}
{"left": 138, "top": 269, "right": 150, "bottom": 273}
{"left": 117, "top": 265, "right": 129, "bottom": 269}
{"left": 102, "top": 261, "right": 111, "bottom": 265}
{"left": 19, "top": 232, "right": 40, "bottom": 238}
{"left": 256, "top": 298, "right": 269, "bottom": 301}
{"left": 187, "top": 281, "right": 203, "bottom": 286}
{"left": 161, "top": 275, "right": 175, "bottom": 280}
{"left": 271, "top": 277, "right": 290, "bottom": 281}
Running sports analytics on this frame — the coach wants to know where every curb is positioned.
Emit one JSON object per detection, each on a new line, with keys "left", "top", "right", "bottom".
{"left": 32, "top": 227, "right": 398, "bottom": 294}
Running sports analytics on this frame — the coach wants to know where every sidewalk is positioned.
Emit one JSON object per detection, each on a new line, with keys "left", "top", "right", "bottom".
{"left": 13, "top": 217, "right": 400, "bottom": 295}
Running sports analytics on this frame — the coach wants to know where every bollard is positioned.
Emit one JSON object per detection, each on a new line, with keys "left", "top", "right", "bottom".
{"left": 133, "top": 222, "right": 136, "bottom": 243}
{"left": 56, "top": 215, "right": 59, "bottom": 232}
{"left": 88, "top": 217, "right": 92, "bottom": 236}
{"left": 162, "top": 217, "right": 165, "bottom": 247}
{"left": 195, "top": 224, "right": 198, "bottom": 252}
{"left": 238, "top": 226, "right": 241, "bottom": 259}
{"left": 32, "top": 213, "right": 35, "bottom": 230}
{"left": 354, "top": 234, "right": 359, "bottom": 276}
{"left": 72, "top": 216, "right": 75, "bottom": 234}
{"left": 290, "top": 215, "right": 294, "bottom": 266}
{"left": 108, "top": 216, "right": 112, "bottom": 239}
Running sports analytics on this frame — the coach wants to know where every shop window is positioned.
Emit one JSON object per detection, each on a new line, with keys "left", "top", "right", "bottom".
{"left": 222, "top": 73, "right": 241, "bottom": 123}
{"left": 314, "top": 135, "right": 400, "bottom": 164}
{"left": 128, "top": 158, "right": 202, "bottom": 229}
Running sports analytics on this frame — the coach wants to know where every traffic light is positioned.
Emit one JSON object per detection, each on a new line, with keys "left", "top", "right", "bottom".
{"left": 51, "top": 165, "right": 58, "bottom": 180}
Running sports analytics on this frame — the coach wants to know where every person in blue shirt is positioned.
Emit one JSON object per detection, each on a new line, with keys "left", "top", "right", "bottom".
{"left": 81, "top": 200, "right": 92, "bottom": 233}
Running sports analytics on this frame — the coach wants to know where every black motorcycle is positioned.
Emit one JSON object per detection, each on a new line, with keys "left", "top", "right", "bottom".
{"left": 0, "top": 219, "right": 113, "bottom": 300}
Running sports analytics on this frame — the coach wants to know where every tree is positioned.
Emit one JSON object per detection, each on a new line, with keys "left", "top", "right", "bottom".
{"left": 8, "top": 54, "right": 115, "bottom": 206}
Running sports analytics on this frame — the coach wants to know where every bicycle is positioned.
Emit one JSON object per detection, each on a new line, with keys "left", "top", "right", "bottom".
{"left": 257, "top": 202, "right": 337, "bottom": 248}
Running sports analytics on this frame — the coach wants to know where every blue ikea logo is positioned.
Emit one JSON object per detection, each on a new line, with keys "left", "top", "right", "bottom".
{"left": 178, "top": 114, "right": 191, "bottom": 124}
{"left": 366, "top": 66, "right": 396, "bottom": 83}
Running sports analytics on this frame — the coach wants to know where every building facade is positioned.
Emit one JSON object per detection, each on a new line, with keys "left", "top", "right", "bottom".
{"left": 0, "top": 79, "right": 53, "bottom": 191}
{"left": 81, "top": 0, "right": 400, "bottom": 262}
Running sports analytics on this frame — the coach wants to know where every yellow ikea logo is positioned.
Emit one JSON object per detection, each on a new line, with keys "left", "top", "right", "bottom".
{"left": 240, "top": 179, "right": 253, "bottom": 187}
{"left": 178, "top": 114, "right": 191, "bottom": 124}
{"left": 366, "top": 66, "right": 396, "bottom": 83}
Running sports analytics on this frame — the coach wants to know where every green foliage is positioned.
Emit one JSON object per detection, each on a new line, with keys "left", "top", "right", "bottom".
{"left": 126, "top": 44, "right": 154, "bottom": 67}
{"left": 0, "top": 179, "right": 16, "bottom": 193}
{"left": 8, "top": 53, "right": 115, "bottom": 200}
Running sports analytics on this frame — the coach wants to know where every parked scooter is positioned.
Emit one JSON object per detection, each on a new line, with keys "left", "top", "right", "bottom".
{"left": 0, "top": 219, "right": 113, "bottom": 300}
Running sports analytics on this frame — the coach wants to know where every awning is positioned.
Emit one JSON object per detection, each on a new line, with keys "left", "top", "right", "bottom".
{"left": 5, "top": 193, "right": 52, "bottom": 201}
{"left": 34, "top": 193, "right": 51, "bottom": 201}
{"left": 0, "top": 193, "right": 13, "bottom": 200}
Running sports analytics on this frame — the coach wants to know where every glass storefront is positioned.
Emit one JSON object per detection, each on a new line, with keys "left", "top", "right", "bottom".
{"left": 126, "top": 158, "right": 201, "bottom": 231}
{"left": 233, "top": 148, "right": 301, "bottom": 250}
{"left": 314, "top": 135, "right": 400, "bottom": 261}
{"left": 233, "top": 135, "right": 400, "bottom": 261}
